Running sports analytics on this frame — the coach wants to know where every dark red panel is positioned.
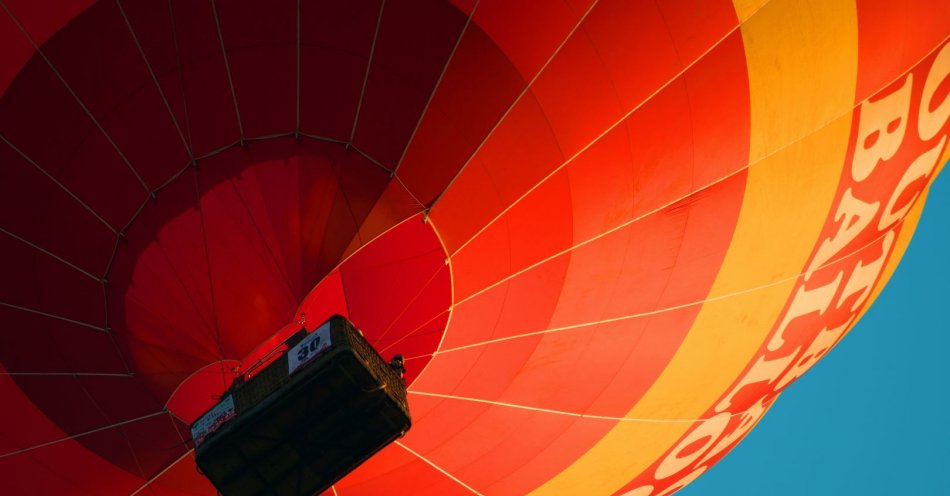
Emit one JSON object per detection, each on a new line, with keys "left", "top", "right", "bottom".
{"left": 216, "top": 0, "right": 296, "bottom": 138}
{"left": 40, "top": 1, "right": 190, "bottom": 189}
{"left": 856, "top": 0, "right": 950, "bottom": 102}
{"left": 0, "top": 55, "right": 146, "bottom": 231}
{"left": 396, "top": 22, "right": 525, "bottom": 206}
{"left": 353, "top": 0, "right": 469, "bottom": 168}
{"left": 299, "top": 0, "right": 380, "bottom": 140}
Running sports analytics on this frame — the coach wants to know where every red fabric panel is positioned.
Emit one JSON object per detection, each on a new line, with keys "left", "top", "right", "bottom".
{"left": 0, "top": 139, "right": 117, "bottom": 274}
{"left": 0, "top": 6, "right": 36, "bottom": 98}
{"left": 410, "top": 22, "right": 749, "bottom": 492}
{"left": 855, "top": 0, "right": 950, "bottom": 102}
{"left": 347, "top": 179, "right": 429, "bottom": 255}
{"left": 117, "top": 0, "right": 231, "bottom": 161}
{"left": 0, "top": 440, "right": 144, "bottom": 496}
{"left": 0, "top": 54, "right": 146, "bottom": 231}
{"left": 341, "top": 224, "right": 445, "bottom": 340}
{"left": 105, "top": 138, "right": 394, "bottom": 402}
{"left": 0, "top": 307, "right": 125, "bottom": 375}
{"left": 298, "top": 214, "right": 449, "bottom": 385}
{"left": 161, "top": 0, "right": 243, "bottom": 156}
{"left": 216, "top": 0, "right": 296, "bottom": 138}
{"left": 0, "top": 0, "right": 93, "bottom": 95}
{"left": 338, "top": 442, "right": 473, "bottom": 495}
{"left": 165, "top": 360, "right": 239, "bottom": 424}
{"left": 0, "top": 234, "right": 104, "bottom": 326}
{"left": 656, "top": 0, "right": 738, "bottom": 65}
{"left": 122, "top": 414, "right": 191, "bottom": 480}
{"left": 296, "top": 270, "right": 348, "bottom": 331}
{"left": 352, "top": 0, "right": 469, "bottom": 168}
{"left": 39, "top": 1, "right": 190, "bottom": 190}
{"left": 474, "top": 0, "right": 595, "bottom": 81}
{"left": 299, "top": 0, "right": 380, "bottom": 140}
{"left": 396, "top": 22, "right": 525, "bottom": 205}
{"left": 431, "top": 90, "right": 566, "bottom": 254}
{"left": 146, "top": 452, "right": 216, "bottom": 496}
{"left": 686, "top": 31, "right": 752, "bottom": 186}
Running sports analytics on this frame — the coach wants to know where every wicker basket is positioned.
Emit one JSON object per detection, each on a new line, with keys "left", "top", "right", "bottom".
{"left": 192, "top": 315, "right": 411, "bottom": 496}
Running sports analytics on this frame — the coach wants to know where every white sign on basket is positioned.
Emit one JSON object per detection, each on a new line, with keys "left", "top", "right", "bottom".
{"left": 191, "top": 394, "right": 236, "bottom": 446}
{"left": 288, "top": 322, "right": 332, "bottom": 375}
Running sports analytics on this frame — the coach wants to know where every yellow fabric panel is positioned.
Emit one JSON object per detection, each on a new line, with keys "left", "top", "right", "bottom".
{"left": 732, "top": 0, "right": 770, "bottom": 23}
{"left": 530, "top": 1, "right": 859, "bottom": 493}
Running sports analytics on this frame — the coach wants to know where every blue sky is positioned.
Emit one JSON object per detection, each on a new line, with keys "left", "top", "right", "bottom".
{"left": 680, "top": 165, "right": 950, "bottom": 495}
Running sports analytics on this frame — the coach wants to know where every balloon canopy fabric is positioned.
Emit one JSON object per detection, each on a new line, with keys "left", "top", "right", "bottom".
{"left": 0, "top": 0, "right": 947, "bottom": 494}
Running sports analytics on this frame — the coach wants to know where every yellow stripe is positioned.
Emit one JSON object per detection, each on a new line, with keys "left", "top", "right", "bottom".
{"left": 732, "top": 0, "right": 770, "bottom": 23}
{"left": 531, "top": 1, "right": 858, "bottom": 493}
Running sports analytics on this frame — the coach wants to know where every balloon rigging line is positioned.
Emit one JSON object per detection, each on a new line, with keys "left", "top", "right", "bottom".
{"left": 391, "top": 0, "right": 482, "bottom": 176}
{"left": 219, "top": 212, "right": 430, "bottom": 382}
{"left": 0, "top": 300, "right": 107, "bottom": 332}
{"left": 445, "top": 29, "right": 747, "bottom": 260}
{"left": 447, "top": 31, "right": 950, "bottom": 266}
{"left": 192, "top": 168, "right": 228, "bottom": 363}
{"left": 50, "top": 129, "right": 389, "bottom": 285}
{"left": 209, "top": 0, "right": 246, "bottom": 145}
{"left": 102, "top": 218, "right": 133, "bottom": 282}
{"left": 127, "top": 447, "right": 195, "bottom": 496}
{"left": 166, "top": 412, "right": 190, "bottom": 452}
{"left": 74, "top": 373, "right": 151, "bottom": 484}
{"left": 407, "top": 223, "right": 902, "bottom": 362}
{"left": 0, "top": 410, "right": 170, "bottom": 460}
{"left": 119, "top": 194, "right": 152, "bottom": 238}
{"left": 409, "top": 390, "right": 750, "bottom": 424}
{"left": 378, "top": 307, "right": 450, "bottom": 356}
{"left": 246, "top": 131, "right": 299, "bottom": 142}
{"left": 227, "top": 180, "right": 301, "bottom": 303}
{"left": 0, "top": 133, "right": 119, "bottom": 235}
{"left": 166, "top": 0, "right": 195, "bottom": 152}
{"left": 448, "top": 165, "right": 740, "bottom": 308}
{"left": 373, "top": 262, "right": 447, "bottom": 348}
{"left": 449, "top": 64, "right": 923, "bottom": 312}
{"left": 295, "top": 0, "right": 301, "bottom": 138}
{"left": 331, "top": 485, "right": 339, "bottom": 495}
{"left": 394, "top": 172, "right": 428, "bottom": 211}
{"left": 1, "top": 5, "right": 938, "bottom": 491}
{"left": 162, "top": 359, "right": 240, "bottom": 411}
{"left": 394, "top": 440, "right": 485, "bottom": 496}
{"left": 349, "top": 0, "right": 387, "bottom": 144}
{"left": 350, "top": 142, "right": 398, "bottom": 175}
{"left": 151, "top": 236, "right": 219, "bottom": 337}
{"left": 298, "top": 131, "right": 348, "bottom": 146}
{"left": 291, "top": 213, "right": 420, "bottom": 317}
{"left": 329, "top": 160, "right": 373, "bottom": 251}
{"left": 0, "top": 1, "right": 151, "bottom": 195}
{"left": 116, "top": 0, "right": 195, "bottom": 162}
{"left": 100, "top": 279, "right": 136, "bottom": 375}
{"left": 413, "top": 210, "right": 456, "bottom": 386}
{"left": 0, "top": 372, "right": 133, "bottom": 377}
{"left": 427, "top": 0, "right": 602, "bottom": 212}
{"left": 0, "top": 226, "right": 99, "bottom": 281}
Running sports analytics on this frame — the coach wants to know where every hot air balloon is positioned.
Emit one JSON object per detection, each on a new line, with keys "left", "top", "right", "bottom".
{"left": 0, "top": 0, "right": 947, "bottom": 495}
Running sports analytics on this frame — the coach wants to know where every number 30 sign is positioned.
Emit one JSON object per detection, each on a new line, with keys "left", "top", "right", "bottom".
{"left": 288, "top": 322, "right": 332, "bottom": 375}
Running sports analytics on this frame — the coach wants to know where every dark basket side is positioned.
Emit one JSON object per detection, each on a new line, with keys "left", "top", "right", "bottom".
{"left": 330, "top": 316, "right": 410, "bottom": 423}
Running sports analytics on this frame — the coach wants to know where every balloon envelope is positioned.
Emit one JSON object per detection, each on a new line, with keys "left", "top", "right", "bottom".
{"left": 0, "top": 0, "right": 947, "bottom": 495}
